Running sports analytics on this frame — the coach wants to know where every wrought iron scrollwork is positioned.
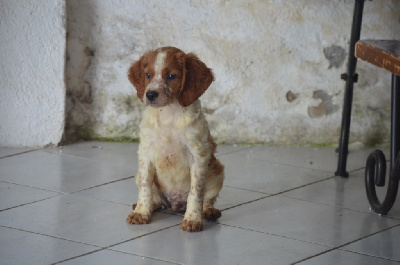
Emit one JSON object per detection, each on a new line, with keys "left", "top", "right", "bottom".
{"left": 365, "top": 150, "right": 400, "bottom": 215}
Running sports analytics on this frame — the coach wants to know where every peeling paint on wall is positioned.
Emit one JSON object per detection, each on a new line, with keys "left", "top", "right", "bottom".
{"left": 324, "top": 45, "right": 346, "bottom": 69}
{"left": 286, "top": 91, "right": 299, "bottom": 102}
{"left": 308, "top": 90, "right": 339, "bottom": 118}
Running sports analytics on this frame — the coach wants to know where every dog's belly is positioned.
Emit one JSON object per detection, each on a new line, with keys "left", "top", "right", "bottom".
{"left": 156, "top": 186, "right": 189, "bottom": 212}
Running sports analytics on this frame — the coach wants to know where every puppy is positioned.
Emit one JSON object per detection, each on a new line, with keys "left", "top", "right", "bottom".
{"left": 126, "top": 47, "right": 224, "bottom": 232}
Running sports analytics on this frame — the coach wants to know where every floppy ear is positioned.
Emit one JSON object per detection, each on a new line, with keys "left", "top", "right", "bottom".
{"left": 178, "top": 53, "right": 214, "bottom": 107}
{"left": 128, "top": 57, "right": 146, "bottom": 102}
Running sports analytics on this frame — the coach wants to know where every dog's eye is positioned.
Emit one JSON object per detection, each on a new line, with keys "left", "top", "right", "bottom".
{"left": 167, "top": 74, "right": 176, "bottom": 80}
{"left": 145, "top": 73, "right": 151, "bottom": 79}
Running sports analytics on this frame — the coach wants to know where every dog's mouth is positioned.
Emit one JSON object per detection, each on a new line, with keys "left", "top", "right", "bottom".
{"left": 144, "top": 91, "right": 173, "bottom": 108}
{"left": 145, "top": 101, "right": 166, "bottom": 108}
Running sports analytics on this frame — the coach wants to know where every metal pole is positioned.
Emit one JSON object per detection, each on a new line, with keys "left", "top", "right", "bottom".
{"left": 335, "top": 0, "right": 365, "bottom": 177}
{"left": 391, "top": 75, "right": 400, "bottom": 174}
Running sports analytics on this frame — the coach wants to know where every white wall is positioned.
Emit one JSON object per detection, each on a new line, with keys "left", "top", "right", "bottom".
{"left": 0, "top": 0, "right": 66, "bottom": 147}
{"left": 65, "top": 0, "right": 400, "bottom": 146}
{"left": 1, "top": 0, "right": 399, "bottom": 147}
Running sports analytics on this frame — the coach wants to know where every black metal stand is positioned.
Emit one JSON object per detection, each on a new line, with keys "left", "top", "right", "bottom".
{"left": 365, "top": 75, "right": 400, "bottom": 215}
{"left": 335, "top": 0, "right": 365, "bottom": 178}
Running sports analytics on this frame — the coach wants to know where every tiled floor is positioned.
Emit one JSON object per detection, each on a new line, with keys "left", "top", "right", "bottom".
{"left": 1, "top": 142, "right": 400, "bottom": 264}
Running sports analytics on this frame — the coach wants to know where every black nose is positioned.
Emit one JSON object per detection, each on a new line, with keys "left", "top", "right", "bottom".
{"left": 146, "top": 91, "right": 158, "bottom": 101}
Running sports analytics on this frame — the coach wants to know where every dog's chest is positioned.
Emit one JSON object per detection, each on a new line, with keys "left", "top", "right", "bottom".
{"left": 154, "top": 132, "right": 191, "bottom": 177}
{"left": 142, "top": 107, "right": 193, "bottom": 172}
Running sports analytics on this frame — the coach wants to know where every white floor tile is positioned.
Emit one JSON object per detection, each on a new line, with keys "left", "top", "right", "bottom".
{"left": 282, "top": 169, "right": 400, "bottom": 219}
{"left": 112, "top": 222, "right": 329, "bottom": 265}
{"left": 219, "top": 196, "right": 400, "bottom": 247}
{"left": 0, "top": 142, "right": 397, "bottom": 264}
{"left": 0, "top": 148, "right": 34, "bottom": 158}
{"left": 0, "top": 226, "right": 99, "bottom": 265}
{"left": 215, "top": 186, "right": 268, "bottom": 210}
{"left": 342, "top": 225, "right": 400, "bottom": 262}
{"left": 0, "top": 150, "right": 134, "bottom": 193}
{"left": 58, "top": 249, "right": 179, "bottom": 265}
{"left": 0, "top": 182, "right": 61, "bottom": 211}
{"left": 44, "top": 142, "right": 139, "bottom": 171}
{"left": 215, "top": 144, "right": 252, "bottom": 156}
{"left": 0, "top": 194, "right": 182, "bottom": 247}
{"left": 297, "top": 249, "right": 399, "bottom": 265}
{"left": 220, "top": 153, "right": 333, "bottom": 194}
{"left": 73, "top": 178, "right": 138, "bottom": 206}
{"left": 233, "top": 146, "right": 389, "bottom": 173}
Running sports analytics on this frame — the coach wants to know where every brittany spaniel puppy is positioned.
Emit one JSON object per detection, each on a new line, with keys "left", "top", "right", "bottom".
{"left": 126, "top": 47, "right": 224, "bottom": 232}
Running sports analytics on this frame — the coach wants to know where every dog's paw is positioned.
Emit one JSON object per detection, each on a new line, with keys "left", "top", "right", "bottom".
{"left": 126, "top": 211, "right": 151, "bottom": 224}
{"left": 180, "top": 219, "right": 203, "bottom": 232}
{"left": 202, "top": 207, "right": 221, "bottom": 221}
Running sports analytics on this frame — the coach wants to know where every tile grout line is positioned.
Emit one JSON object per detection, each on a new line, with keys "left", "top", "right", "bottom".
{"left": 280, "top": 193, "right": 400, "bottom": 221}
{"left": 0, "top": 176, "right": 136, "bottom": 212}
{"left": 41, "top": 149, "right": 133, "bottom": 168}
{"left": 68, "top": 175, "right": 135, "bottom": 194}
{"left": 221, "top": 175, "right": 337, "bottom": 212}
{"left": 227, "top": 152, "right": 337, "bottom": 174}
{"left": 0, "top": 149, "right": 40, "bottom": 159}
{"left": 339, "top": 249, "right": 399, "bottom": 263}
{"left": 0, "top": 224, "right": 101, "bottom": 248}
{"left": 215, "top": 146, "right": 253, "bottom": 157}
{"left": 52, "top": 223, "right": 182, "bottom": 265}
{"left": 0, "top": 180, "right": 67, "bottom": 194}
{"left": 100, "top": 248, "right": 183, "bottom": 265}
{"left": 0, "top": 194, "right": 64, "bottom": 213}
{"left": 291, "top": 223, "right": 400, "bottom": 264}
{"left": 217, "top": 222, "right": 330, "bottom": 249}
{"left": 1, "top": 212, "right": 181, "bottom": 264}
{"left": 224, "top": 185, "right": 270, "bottom": 195}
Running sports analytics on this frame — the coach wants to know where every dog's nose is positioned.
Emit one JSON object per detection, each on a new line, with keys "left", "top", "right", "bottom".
{"left": 146, "top": 91, "right": 158, "bottom": 101}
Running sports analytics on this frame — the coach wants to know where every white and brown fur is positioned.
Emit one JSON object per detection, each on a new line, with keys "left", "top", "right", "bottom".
{"left": 126, "top": 47, "right": 224, "bottom": 232}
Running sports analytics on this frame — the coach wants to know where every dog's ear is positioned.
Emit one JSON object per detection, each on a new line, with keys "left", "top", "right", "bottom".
{"left": 178, "top": 53, "right": 214, "bottom": 107}
{"left": 128, "top": 56, "right": 146, "bottom": 102}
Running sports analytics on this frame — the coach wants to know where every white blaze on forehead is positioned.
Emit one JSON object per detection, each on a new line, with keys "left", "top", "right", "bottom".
{"left": 154, "top": 51, "right": 166, "bottom": 79}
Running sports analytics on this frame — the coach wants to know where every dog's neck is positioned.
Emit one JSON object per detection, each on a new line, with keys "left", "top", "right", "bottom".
{"left": 142, "top": 100, "right": 203, "bottom": 130}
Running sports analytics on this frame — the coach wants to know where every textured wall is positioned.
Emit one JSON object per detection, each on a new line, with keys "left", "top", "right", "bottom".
{"left": 66, "top": 0, "right": 400, "bottom": 145}
{"left": 0, "top": 0, "right": 66, "bottom": 147}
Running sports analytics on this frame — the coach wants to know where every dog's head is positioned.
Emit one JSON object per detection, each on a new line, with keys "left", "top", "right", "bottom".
{"left": 128, "top": 47, "right": 214, "bottom": 108}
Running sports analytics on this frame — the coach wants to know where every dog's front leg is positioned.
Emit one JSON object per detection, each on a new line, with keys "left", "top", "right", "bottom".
{"left": 127, "top": 159, "right": 155, "bottom": 224}
{"left": 181, "top": 158, "right": 208, "bottom": 232}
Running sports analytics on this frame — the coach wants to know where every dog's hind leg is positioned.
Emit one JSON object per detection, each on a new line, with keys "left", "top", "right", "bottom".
{"left": 202, "top": 156, "right": 224, "bottom": 221}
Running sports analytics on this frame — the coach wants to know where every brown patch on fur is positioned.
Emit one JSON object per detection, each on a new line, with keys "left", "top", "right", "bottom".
{"left": 126, "top": 212, "right": 151, "bottom": 224}
{"left": 128, "top": 51, "right": 157, "bottom": 102}
{"left": 178, "top": 53, "right": 214, "bottom": 107}
{"left": 202, "top": 207, "right": 221, "bottom": 221}
{"left": 156, "top": 154, "right": 179, "bottom": 172}
{"left": 162, "top": 47, "right": 186, "bottom": 95}
{"left": 210, "top": 137, "right": 217, "bottom": 153}
{"left": 209, "top": 154, "right": 224, "bottom": 176}
{"left": 180, "top": 219, "right": 203, "bottom": 232}
{"left": 128, "top": 47, "right": 214, "bottom": 108}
